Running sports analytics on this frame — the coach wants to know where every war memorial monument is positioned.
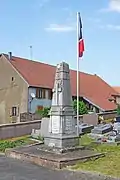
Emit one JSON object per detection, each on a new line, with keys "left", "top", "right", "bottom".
{"left": 6, "top": 62, "right": 103, "bottom": 169}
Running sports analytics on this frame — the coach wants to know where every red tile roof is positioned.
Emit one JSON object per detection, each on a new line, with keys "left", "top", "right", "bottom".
{"left": 113, "top": 86, "right": 120, "bottom": 94}
{"left": 4, "top": 54, "right": 117, "bottom": 111}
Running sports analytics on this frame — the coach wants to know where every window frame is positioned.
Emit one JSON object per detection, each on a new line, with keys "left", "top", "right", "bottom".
{"left": 12, "top": 106, "right": 17, "bottom": 116}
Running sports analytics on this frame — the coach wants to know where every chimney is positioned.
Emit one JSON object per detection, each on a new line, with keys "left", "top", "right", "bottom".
{"left": 8, "top": 52, "right": 12, "bottom": 60}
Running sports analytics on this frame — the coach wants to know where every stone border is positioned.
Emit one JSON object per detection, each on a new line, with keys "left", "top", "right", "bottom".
{"left": 5, "top": 143, "right": 104, "bottom": 169}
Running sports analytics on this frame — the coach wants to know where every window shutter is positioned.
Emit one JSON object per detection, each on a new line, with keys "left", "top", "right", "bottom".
{"left": 48, "top": 90, "right": 52, "bottom": 99}
{"left": 41, "top": 89, "right": 45, "bottom": 99}
{"left": 17, "top": 106, "right": 19, "bottom": 116}
{"left": 48, "top": 90, "right": 50, "bottom": 99}
{"left": 40, "top": 89, "right": 42, "bottom": 98}
{"left": 43, "top": 89, "right": 46, "bottom": 99}
{"left": 9, "top": 108, "right": 12, "bottom": 116}
{"left": 36, "top": 88, "right": 39, "bottom": 98}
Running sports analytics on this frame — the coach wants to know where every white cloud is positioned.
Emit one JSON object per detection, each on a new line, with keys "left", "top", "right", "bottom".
{"left": 100, "top": 0, "right": 120, "bottom": 13}
{"left": 45, "top": 7, "right": 76, "bottom": 33}
{"left": 109, "top": 0, "right": 120, "bottom": 12}
{"left": 99, "top": 24, "right": 120, "bottom": 30}
{"left": 45, "top": 23, "right": 75, "bottom": 32}
{"left": 107, "top": 24, "right": 120, "bottom": 30}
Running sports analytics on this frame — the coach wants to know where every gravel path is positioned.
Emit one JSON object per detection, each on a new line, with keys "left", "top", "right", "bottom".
{"left": 0, "top": 155, "right": 119, "bottom": 180}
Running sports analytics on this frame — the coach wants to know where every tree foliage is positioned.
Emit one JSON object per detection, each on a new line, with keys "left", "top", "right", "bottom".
{"left": 73, "top": 100, "right": 88, "bottom": 115}
{"left": 117, "top": 104, "right": 120, "bottom": 116}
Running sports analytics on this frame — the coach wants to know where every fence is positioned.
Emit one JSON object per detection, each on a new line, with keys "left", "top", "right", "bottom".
{"left": 20, "top": 112, "right": 42, "bottom": 122}
{"left": 75, "top": 111, "right": 117, "bottom": 125}
{"left": 98, "top": 111, "right": 117, "bottom": 120}
{"left": 75, "top": 113, "right": 98, "bottom": 125}
{"left": 0, "top": 120, "right": 41, "bottom": 140}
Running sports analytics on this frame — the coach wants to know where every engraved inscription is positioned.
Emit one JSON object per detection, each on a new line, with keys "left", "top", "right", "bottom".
{"left": 65, "top": 116, "right": 73, "bottom": 133}
{"left": 52, "top": 116, "right": 60, "bottom": 134}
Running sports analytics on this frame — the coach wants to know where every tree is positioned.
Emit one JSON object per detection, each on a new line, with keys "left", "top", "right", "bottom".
{"left": 117, "top": 104, "right": 120, "bottom": 116}
{"left": 73, "top": 100, "right": 88, "bottom": 115}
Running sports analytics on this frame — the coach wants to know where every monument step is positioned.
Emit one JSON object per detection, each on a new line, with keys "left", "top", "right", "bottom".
{"left": 5, "top": 144, "right": 104, "bottom": 169}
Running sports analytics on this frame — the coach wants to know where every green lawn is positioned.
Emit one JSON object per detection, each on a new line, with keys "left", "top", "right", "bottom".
{"left": 0, "top": 136, "right": 36, "bottom": 152}
{"left": 71, "top": 135, "right": 120, "bottom": 178}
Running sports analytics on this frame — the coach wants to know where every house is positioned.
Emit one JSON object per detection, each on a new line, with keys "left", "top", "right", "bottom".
{"left": 0, "top": 52, "right": 117, "bottom": 124}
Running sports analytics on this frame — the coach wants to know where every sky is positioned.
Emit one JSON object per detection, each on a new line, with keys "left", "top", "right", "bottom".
{"left": 0, "top": 0, "right": 120, "bottom": 86}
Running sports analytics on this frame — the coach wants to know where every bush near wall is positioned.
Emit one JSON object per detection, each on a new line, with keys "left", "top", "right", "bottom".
{"left": 73, "top": 100, "right": 88, "bottom": 115}
{"left": 36, "top": 100, "right": 88, "bottom": 118}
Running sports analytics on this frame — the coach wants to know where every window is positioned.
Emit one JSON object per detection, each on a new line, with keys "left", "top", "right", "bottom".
{"left": 48, "top": 89, "right": 52, "bottom": 99}
{"left": 45, "top": 89, "right": 52, "bottom": 100}
{"left": 36, "top": 88, "right": 42, "bottom": 99}
{"left": 12, "top": 107, "right": 17, "bottom": 116}
{"left": 36, "top": 88, "right": 53, "bottom": 99}
{"left": 36, "top": 88, "right": 45, "bottom": 99}
{"left": 12, "top": 77, "right": 14, "bottom": 81}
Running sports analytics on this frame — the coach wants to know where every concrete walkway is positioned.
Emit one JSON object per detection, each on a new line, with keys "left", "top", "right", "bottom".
{"left": 0, "top": 155, "right": 119, "bottom": 180}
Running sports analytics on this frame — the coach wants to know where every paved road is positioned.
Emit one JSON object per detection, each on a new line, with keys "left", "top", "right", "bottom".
{"left": 0, "top": 155, "right": 118, "bottom": 180}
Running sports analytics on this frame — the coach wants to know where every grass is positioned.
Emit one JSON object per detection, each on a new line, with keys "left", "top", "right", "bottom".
{"left": 0, "top": 135, "right": 36, "bottom": 152}
{"left": 71, "top": 134, "right": 120, "bottom": 178}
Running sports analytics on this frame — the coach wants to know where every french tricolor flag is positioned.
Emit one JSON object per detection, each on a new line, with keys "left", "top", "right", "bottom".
{"left": 78, "top": 13, "right": 84, "bottom": 58}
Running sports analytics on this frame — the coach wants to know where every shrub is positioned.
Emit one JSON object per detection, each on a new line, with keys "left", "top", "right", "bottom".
{"left": 0, "top": 139, "right": 26, "bottom": 152}
{"left": 73, "top": 100, "right": 88, "bottom": 115}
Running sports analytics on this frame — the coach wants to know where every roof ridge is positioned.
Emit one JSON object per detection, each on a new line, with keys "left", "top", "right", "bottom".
{"left": 3, "top": 53, "right": 56, "bottom": 68}
{"left": 1, "top": 53, "right": 116, "bottom": 111}
{"left": 3, "top": 53, "right": 95, "bottom": 76}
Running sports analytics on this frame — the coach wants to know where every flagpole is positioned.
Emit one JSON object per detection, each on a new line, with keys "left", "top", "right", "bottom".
{"left": 77, "top": 12, "right": 79, "bottom": 136}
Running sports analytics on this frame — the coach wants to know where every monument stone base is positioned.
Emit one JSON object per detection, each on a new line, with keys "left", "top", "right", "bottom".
{"left": 44, "top": 134, "right": 79, "bottom": 149}
{"left": 5, "top": 143, "right": 104, "bottom": 169}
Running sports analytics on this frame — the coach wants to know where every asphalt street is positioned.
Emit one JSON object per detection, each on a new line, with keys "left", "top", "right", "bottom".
{"left": 0, "top": 155, "right": 118, "bottom": 180}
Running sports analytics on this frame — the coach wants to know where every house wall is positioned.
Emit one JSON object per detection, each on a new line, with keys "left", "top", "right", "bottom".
{"left": 0, "top": 55, "right": 28, "bottom": 124}
{"left": 28, "top": 88, "right": 101, "bottom": 114}
{"left": 28, "top": 87, "right": 51, "bottom": 113}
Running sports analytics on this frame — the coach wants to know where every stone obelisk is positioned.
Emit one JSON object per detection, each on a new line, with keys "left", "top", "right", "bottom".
{"left": 44, "top": 62, "right": 79, "bottom": 149}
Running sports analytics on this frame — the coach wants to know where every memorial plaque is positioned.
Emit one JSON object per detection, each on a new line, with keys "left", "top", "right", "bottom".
{"left": 51, "top": 116, "right": 60, "bottom": 134}
{"left": 65, "top": 116, "right": 73, "bottom": 133}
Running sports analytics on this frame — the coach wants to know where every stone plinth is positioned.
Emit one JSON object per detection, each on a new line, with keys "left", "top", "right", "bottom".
{"left": 44, "top": 62, "right": 78, "bottom": 149}
{"left": 5, "top": 144, "right": 104, "bottom": 169}
{"left": 44, "top": 134, "right": 79, "bottom": 149}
